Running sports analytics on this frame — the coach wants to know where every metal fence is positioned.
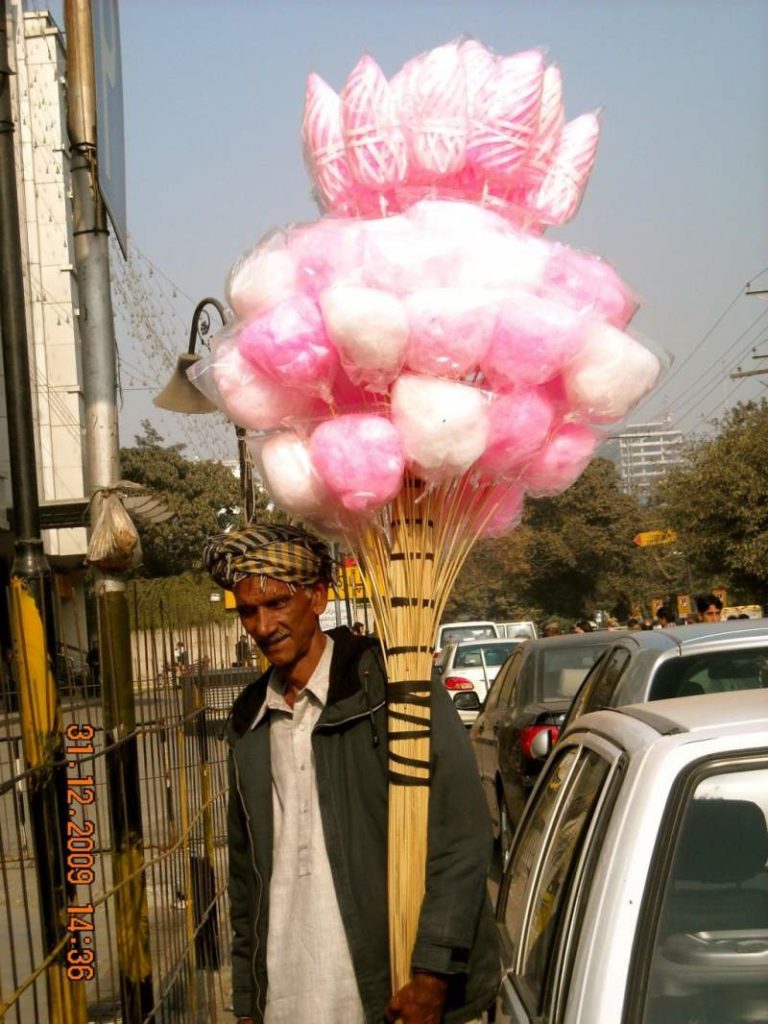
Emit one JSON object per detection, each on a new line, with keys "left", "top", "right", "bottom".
{"left": 0, "top": 579, "right": 263, "bottom": 1023}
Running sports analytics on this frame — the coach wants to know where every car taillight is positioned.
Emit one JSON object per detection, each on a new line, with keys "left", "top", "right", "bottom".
{"left": 519, "top": 725, "right": 559, "bottom": 759}
{"left": 444, "top": 675, "right": 474, "bottom": 691}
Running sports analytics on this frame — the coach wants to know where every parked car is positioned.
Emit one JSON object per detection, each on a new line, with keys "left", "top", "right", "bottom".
{"left": 433, "top": 638, "right": 525, "bottom": 725}
{"left": 434, "top": 620, "right": 500, "bottom": 652}
{"left": 497, "top": 621, "right": 538, "bottom": 641}
{"left": 494, "top": 689, "right": 768, "bottom": 1024}
{"left": 563, "top": 619, "right": 768, "bottom": 735}
{"left": 470, "top": 632, "right": 613, "bottom": 853}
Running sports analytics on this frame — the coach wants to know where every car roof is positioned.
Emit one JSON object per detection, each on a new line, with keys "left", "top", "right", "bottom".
{"left": 610, "top": 619, "right": 768, "bottom": 654}
{"left": 517, "top": 630, "right": 618, "bottom": 651}
{"left": 578, "top": 688, "right": 768, "bottom": 741}
{"left": 452, "top": 637, "right": 521, "bottom": 646}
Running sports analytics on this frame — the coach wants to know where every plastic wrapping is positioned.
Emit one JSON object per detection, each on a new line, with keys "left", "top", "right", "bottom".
{"left": 298, "top": 38, "right": 602, "bottom": 230}
{"left": 86, "top": 492, "right": 142, "bottom": 572}
{"left": 187, "top": 37, "right": 666, "bottom": 541}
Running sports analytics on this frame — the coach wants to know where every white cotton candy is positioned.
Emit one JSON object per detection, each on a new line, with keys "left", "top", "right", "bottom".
{"left": 391, "top": 374, "right": 489, "bottom": 478}
{"left": 251, "top": 432, "right": 332, "bottom": 517}
{"left": 562, "top": 323, "right": 661, "bottom": 424}
{"left": 453, "top": 229, "right": 549, "bottom": 293}
{"left": 319, "top": 284, "right": 409, "bottom": 390}
{"left": 226, "top": 236, "right": 298, "bottom": 319}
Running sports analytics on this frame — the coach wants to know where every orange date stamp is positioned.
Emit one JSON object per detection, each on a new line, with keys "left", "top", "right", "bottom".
{"left": 64, "top": 722, "right": 96, "bottom": 981}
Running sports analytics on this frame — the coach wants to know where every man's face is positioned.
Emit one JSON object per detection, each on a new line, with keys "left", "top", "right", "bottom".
{"left": 700, "top": 604, "right": 721, "bottom": 623}
{"left": 234, "top": 576, "right": 329, "bottom": 672}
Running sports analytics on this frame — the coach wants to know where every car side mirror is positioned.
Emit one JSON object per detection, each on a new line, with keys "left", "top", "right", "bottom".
{"left": 453, "top": 692, "right": 481, "bottom": 711}
{"left": 435, "top": 665, "right": 444, "bottom": 675}
{"left": 530, "top": 729, "right": 553, "bottom": 760}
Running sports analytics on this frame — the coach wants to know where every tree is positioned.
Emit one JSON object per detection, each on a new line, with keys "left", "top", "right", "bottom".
{"left": 655, "top": 400, "right": 768, "bottom": 603}
{"left": 446, "top": 458, "right": 647, "bottom": 623}
{"left": 120, "top": 422, "right": 246, "bottom": 576}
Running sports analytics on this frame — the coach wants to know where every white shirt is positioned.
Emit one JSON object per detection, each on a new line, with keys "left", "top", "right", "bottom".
{"left": 252, "top": 636, "right": 365, "bottom": 1024}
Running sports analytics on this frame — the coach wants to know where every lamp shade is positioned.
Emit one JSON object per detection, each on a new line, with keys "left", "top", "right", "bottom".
{"left": 153, "top": 353, "right": 218, "bottom": 414}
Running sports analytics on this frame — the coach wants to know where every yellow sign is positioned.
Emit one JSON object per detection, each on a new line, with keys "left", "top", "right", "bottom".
{"left": 633, "top": 529, "right": 678, "bottom": 548}
{"left": 676, "top": 594, "right": 691, "bottom": 618}
{"left": 330, "top": 561, "right": 369, "bottom": 602}
{"left": 650, "top": 597, "right": 665, "bottom": 617}
{"left": 712, "top": 587, "right": 728, "bottom": 607}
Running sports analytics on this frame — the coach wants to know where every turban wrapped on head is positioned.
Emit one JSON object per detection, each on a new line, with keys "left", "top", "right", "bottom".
{"left": 203, "top": 523, "right": 335, "bottom": 591}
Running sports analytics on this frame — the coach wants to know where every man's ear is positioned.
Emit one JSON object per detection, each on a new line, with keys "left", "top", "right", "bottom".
{"left": 310, "top": 581, "right": 329, "bottom": 616}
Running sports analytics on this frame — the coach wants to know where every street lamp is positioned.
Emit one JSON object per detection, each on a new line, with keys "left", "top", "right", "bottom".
{"left": 154, "top": 297, "right": 255, "bottom": 521}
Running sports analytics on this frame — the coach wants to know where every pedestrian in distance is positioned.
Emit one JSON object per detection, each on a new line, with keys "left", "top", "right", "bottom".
{"left": 203, "top": 522, "right": 499, "bottom": 1024}
{"left": 235, "top": 633, "right": 253, "bottom": 667}
{"left": 627, "top": 617, "right": 641, "bottom": 631}
{"left": 655, "top": 605, "right": 674, "bottom": 628}
{"left": 695, "top": 593, "right": 723, "bottom": 623}
{"left": 351, "top": 621, "right": 366, "bottom": 636}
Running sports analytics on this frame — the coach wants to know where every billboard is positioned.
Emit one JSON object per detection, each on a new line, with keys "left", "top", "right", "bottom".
{"left": 92, "top": 0, "right": 127, "bottom": 257}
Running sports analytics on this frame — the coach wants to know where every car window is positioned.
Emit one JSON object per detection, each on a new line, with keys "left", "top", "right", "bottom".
{"left": 507, "top": 652, "right": 535, "bottom": 711}
{"left": 500, "top": 745, "right": 612, "bottom": 1015}
{"left": 440, "top": 625, "right": 498, "bottom": 646}
{"left": 567, "top": 647, "right": 631, "bottom": 724}
{"left": 493, "top": 650, "right": 523, "bottom": 708}
{"left": 483, "top": 652, "right": 517, "bottom": 712}
{"left": 453, "top": 642, "right": 519, "bottom": 669}
{"left": 648, "top": 648, "right": 768, "bottom": 700}
{"left": 639, "top": 762, "right": 768, "bottom": 1024}
{"left": 538, "top": 644, "right": 608, "bottom": 701}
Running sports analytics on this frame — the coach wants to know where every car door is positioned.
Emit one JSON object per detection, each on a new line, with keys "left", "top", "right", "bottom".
{"left": 497, "top": 650, "right": 541, "bottom": 824}
{"left": 496, "top": 737, "right": 623, "bottom": 1023}
{"left": 472, "top": 649, "right": 524, "bottom": 809}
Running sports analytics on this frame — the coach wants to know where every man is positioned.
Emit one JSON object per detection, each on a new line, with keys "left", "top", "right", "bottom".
{"left": 696, "top": 593, "right": 723, "bottom": 623}
{"left": 655, "top": 605, "right": 674, "bottom": 628}
{"left": 204, "top": 524, "right": 498, "bottom": 1024}
{"left": 235, "top": 633, "right": 253, "bottom": 667}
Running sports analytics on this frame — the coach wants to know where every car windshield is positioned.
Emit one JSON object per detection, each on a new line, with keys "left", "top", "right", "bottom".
{"left": 649, "top": 647, "right": 768, "bottom": 700}
{"left": 441, "top": 626, "right": 497, "bottom": 645}
{"left": 453, "top": 642, "right": 519, "bottom": 669}
{"left": 540, "top": 645, "right": 608, "bottom": 700}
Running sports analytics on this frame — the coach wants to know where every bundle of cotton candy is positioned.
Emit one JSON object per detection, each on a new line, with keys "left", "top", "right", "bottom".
{"left": 299, "top": 38, "right": 602, "bottom": 230}
{"left": 248, "top": 431, "right": 335, "bottom": 519}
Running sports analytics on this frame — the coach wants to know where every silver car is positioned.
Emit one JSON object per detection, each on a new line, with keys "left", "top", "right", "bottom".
{"left": 563, "top": 619, "right": 768, "bottom": 734}
{"left": 495, "top": 690, "right": 768, "bottom": 1024}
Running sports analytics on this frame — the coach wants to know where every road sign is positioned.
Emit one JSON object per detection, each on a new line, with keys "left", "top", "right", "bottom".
{"left": 633, "top": 529, "right": 678, "bottom": 547}
{"left": 676, "top": 594, "right": 691, "bottom": 618}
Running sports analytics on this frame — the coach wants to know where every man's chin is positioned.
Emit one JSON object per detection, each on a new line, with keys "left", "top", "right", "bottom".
{"left": 259, "top": 640, "right": 293, "bottom": 664}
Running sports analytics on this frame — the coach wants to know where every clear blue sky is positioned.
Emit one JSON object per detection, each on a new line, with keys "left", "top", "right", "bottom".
{"left": 78, "top": 1, "right": 768, "bottom": 456}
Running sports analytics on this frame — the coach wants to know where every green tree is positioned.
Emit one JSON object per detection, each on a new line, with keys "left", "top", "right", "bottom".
{"left": 120, "top": 422, "right": 246, "bottom": 576}
{"left": 655, "top": 400, "right": 768, "bottom": 603}
{"left": 447, "top": 457, "right": 646, "bottom": 623}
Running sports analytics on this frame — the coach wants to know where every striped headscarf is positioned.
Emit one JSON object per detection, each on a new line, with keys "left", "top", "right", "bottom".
{"left": 203, "top": 523, "right": 335, "bottom": 591}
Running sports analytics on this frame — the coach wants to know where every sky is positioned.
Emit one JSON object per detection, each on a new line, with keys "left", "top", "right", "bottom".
{"left": 57, "top": 1, "right": 768, "bottom": 460}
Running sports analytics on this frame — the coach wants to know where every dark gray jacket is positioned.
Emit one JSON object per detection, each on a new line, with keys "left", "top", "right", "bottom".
{"left": 226, "top": 627, "right": 500, "bottom": 1022}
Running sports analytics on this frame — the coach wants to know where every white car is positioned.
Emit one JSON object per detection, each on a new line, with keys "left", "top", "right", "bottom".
{"left": 433, "top": 638, "right": 523, "bottom": 724}
{"left": 434, "top": 620, "right": 500, "bottom": 657}
{"left": 494, "top": 689, "right": 768, "bottom": 1024}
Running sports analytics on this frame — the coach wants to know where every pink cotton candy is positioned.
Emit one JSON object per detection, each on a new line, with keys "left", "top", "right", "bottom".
{"left": 392, "top": 42, "right": 467, "bottom": 180}
{"left": 288, "top": 219, "right": 366, "bottom": 295}
{"left": 526, "top": 112, "right": 601, "bottom": 226}
{"left": 238, "top": 293, "right": 339, "bottom": 401}
{"left": 517, "top": 64, "right": 564, "bottom": 195}
{"left": 302, "top": 73, "right": 359, "bottom": 214}
{"left": 460, "top": 38, "right": 496, "bottom": 111}
{"left": 329, "top": 367, "right": 374, "bottom": 411}
{"left": 481, "top": 292, "right": 588, "bottom": 389}
{"left": 477, "top": 389, "right": 556, "bottom": 478}
{"left": 481, "top": 485, "right": 525, "bottom": 538}
{"left": 521, "top": 423, "right": 599, "bottom": 496}
{"left": 466, "top": 50, "right": 544, "bottom": 184}
{"left": 341, "top": 55, "right": 407, "bottom": 191}
{"left": 226, "top": 234, "right": 297, "bottom": 320}
{"left": 360, "top": 213, "right": 460, "bottom": 294}
{"left": 562, "top": 322, "right": 661, "bottom": 424}
{"left": 405, "top": 287, "right": 497, "bottom": 378}
{"left": 251, "top": 432, "right": 334, "bottom": 518}
{"left": 541, "top": 245, "right": 638, "bottom": 329}
{"left": 205, "top": 343, "right": 320, "bottom": 430}
{"left": 310, "top": 414, "right": 405, "bottom": 512}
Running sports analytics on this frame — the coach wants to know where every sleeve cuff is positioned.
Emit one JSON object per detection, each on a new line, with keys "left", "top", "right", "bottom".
{"left": 411, "top": 938, "right": 470, "bottom": 975}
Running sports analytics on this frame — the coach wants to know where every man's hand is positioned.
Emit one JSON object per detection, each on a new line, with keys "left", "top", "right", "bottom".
{"left": 385, "top": 971, "right": 448, "bottom": 1023}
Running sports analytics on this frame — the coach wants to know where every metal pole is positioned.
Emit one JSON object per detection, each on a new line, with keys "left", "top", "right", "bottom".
{"left": 0, "top": 3, "right": 86, "bottom": 1020}
{"left": 64, "top": 1, "right": 154, "bottom": 1018}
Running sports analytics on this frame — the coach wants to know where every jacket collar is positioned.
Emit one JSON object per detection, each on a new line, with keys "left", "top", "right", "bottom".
{"left": 228, "top": 627, "right": 385, "bottom": 739}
